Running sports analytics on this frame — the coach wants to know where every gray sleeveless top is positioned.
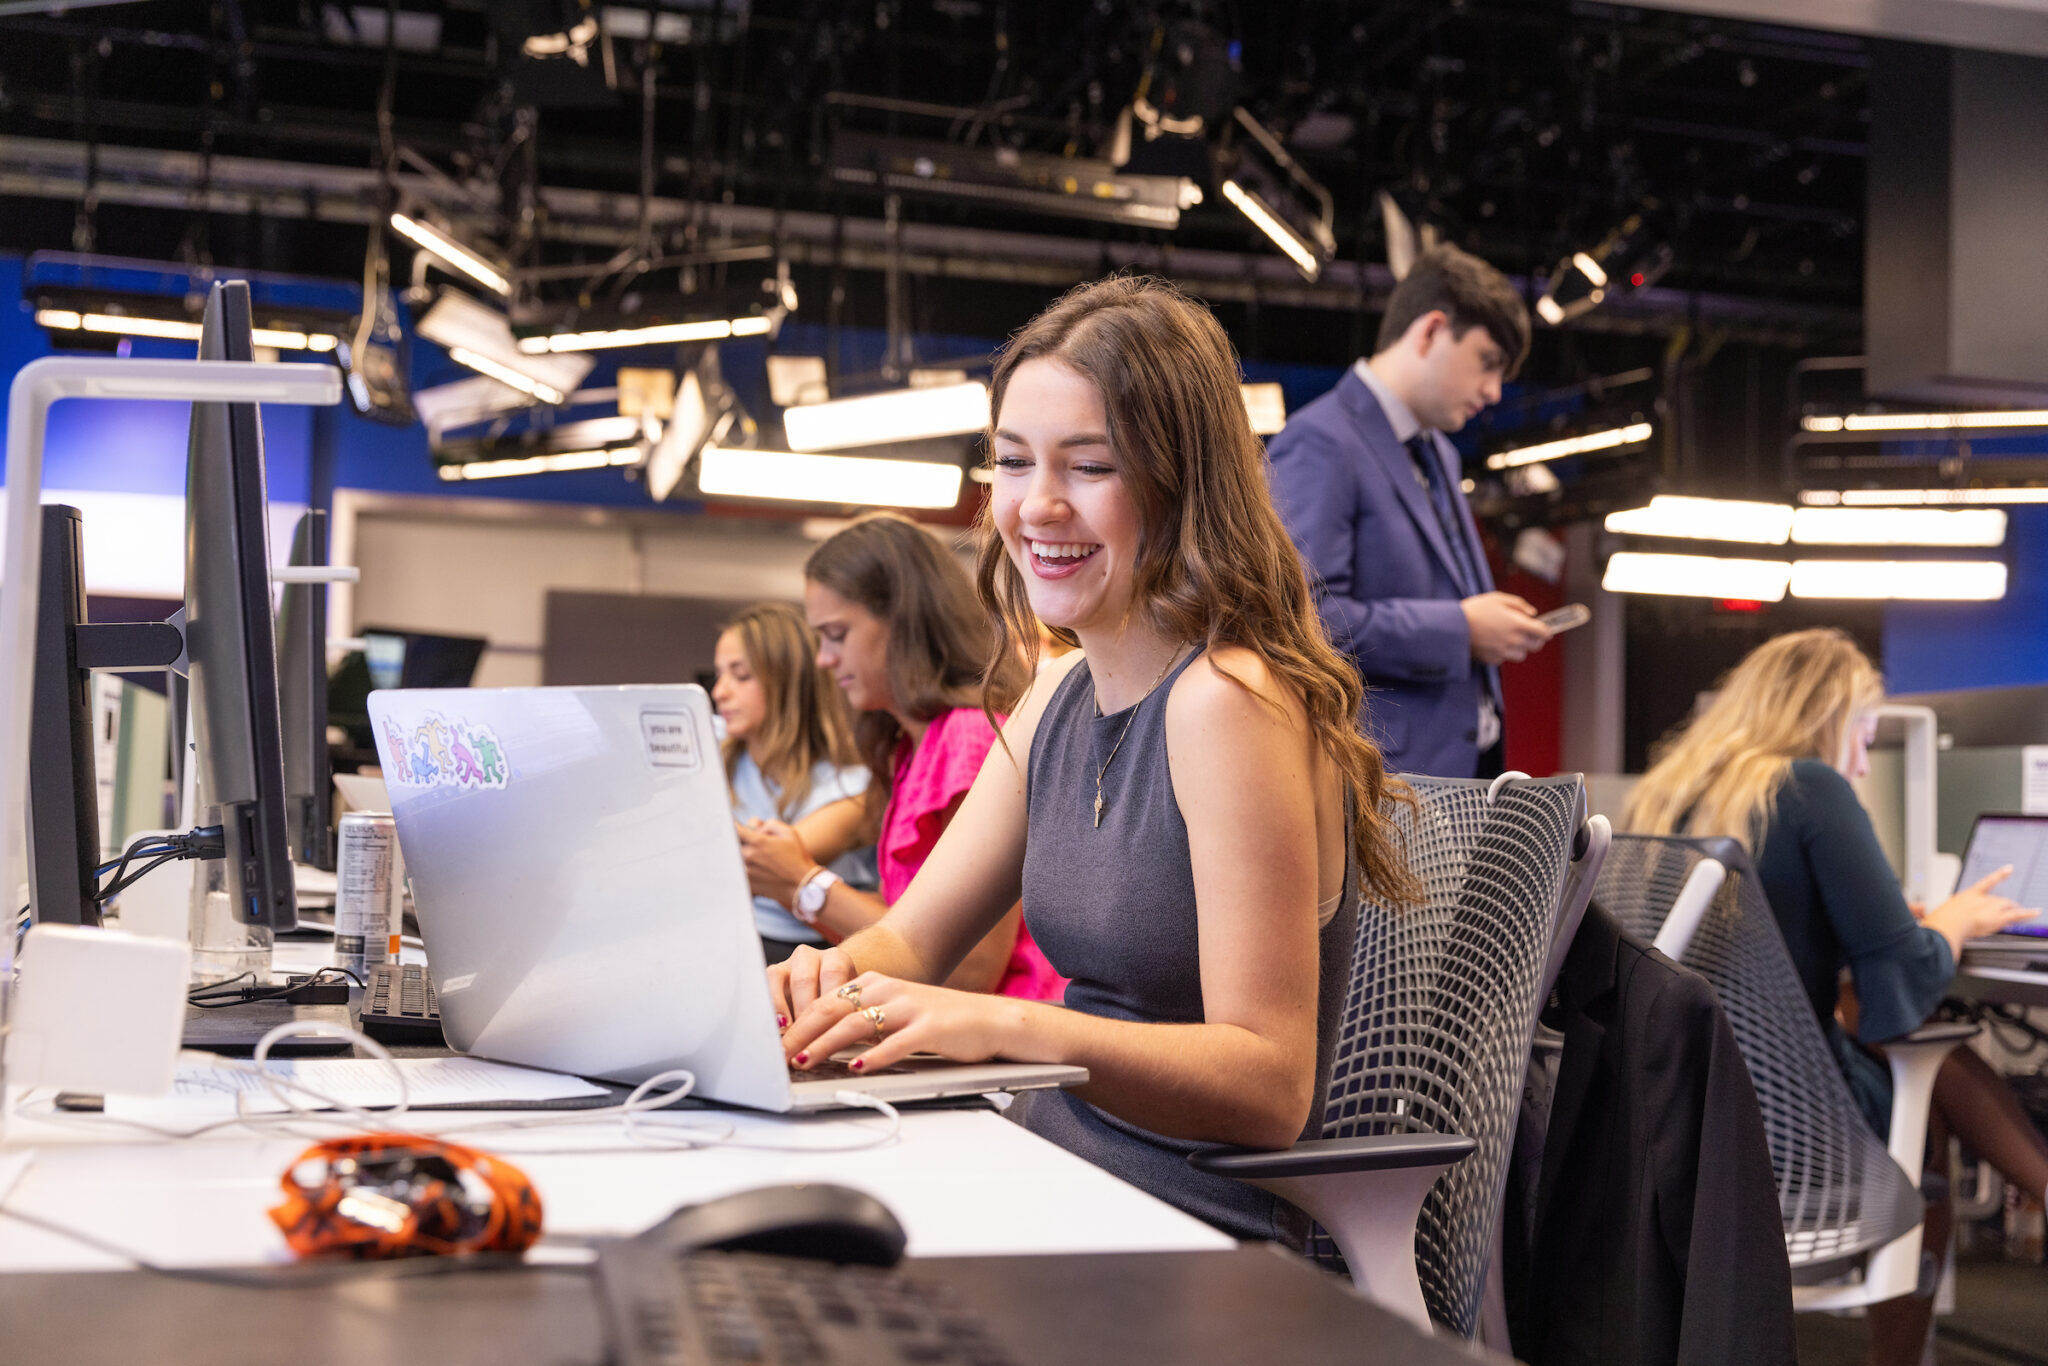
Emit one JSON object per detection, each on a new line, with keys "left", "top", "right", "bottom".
{"left": 1016, "top": 649, "right": 1359, "bottom": 1245}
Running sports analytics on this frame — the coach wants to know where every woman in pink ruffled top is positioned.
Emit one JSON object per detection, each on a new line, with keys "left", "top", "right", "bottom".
{"left": 736, "top": 513, "right": 1066, "bottom": 1001}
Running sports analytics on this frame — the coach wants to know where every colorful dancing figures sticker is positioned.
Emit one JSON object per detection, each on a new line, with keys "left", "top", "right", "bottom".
{"left": 382, "top": 712, "right": 510, "bottom": 791}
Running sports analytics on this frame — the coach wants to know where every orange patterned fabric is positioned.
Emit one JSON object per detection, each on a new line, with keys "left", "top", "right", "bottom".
{"left": 268, "top": 1133, "right": 543, "bottom": 1260}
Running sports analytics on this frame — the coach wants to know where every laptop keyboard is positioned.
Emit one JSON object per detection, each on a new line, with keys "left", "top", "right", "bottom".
{"left": 789, "top": 1058, "right": 913, "bottom": 1083}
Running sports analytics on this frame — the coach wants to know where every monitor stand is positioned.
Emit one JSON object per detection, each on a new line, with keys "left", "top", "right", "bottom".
{"left": 27, "top": 505, "right": 184, "bottom": 927}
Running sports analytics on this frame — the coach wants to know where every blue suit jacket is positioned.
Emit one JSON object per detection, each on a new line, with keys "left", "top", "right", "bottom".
{"left": 1266, "top": 367, "right": 1501, "bottom": 778}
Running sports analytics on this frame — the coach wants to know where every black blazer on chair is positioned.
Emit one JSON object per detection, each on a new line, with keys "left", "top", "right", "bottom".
{"left": 1503, "top": 905, "right": 1795, "bottom": 1366}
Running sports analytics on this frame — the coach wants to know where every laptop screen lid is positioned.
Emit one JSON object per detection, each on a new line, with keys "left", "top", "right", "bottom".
{"left": 367, "top": 685, "right": 798, "bottom": 1110}
{"left": 1957, "top": 813, "right": 2048, "bottom": 938}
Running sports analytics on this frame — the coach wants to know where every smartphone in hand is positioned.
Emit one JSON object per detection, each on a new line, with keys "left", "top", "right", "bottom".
{"left": 1537, "top": 603, "right": 1592, "bottom": 633}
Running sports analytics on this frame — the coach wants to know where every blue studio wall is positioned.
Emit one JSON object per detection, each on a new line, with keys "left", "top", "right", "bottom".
{"left": 1882, "top": 503, "right": 2048, "bottom": 693}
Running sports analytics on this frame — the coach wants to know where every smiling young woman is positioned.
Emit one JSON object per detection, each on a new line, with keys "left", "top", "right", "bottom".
{"left": 770, "top": 275, "right": 1417, "bottom": 1244}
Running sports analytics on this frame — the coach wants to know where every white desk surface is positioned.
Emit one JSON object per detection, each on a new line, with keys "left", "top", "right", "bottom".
{"left": 0, "top": 1101, "right": 1232, "bottom": 1274}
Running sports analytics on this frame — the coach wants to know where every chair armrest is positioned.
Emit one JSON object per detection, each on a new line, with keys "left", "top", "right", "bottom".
{"left": 1873, "top": 1020, "right": 1978, "bottom": 1192}
{"left": 1190, "top": 1132, "right": 1476, "bottom": 1330}
{"left": 1887, "top": 1021, "right": 1979, "bottom": 1048}
{"left": 1188, "top": 1132, "right": 1475, "bottom": 1179}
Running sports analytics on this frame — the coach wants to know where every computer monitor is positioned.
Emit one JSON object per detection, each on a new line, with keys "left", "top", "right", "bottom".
{"left": 360, "top": 628, "right": 488, "bottom": 690}
{"left": 26, "top": 505, "right": 110, "bottom": 926}
{"left": 277, "top": 510, "right": 333, "bottom": 870}
{"left": 185, "top": 280, "right": 298, "bottom": 931}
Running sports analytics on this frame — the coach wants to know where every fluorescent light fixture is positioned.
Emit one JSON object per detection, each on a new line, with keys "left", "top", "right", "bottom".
{"left": 698, "top": 446, "right": 964, "bottom": 509}
{"left": 436, "top": 447, "right": 641, "bottom": 481}
{"left": 1803, "top": 487, "right": 2048, "bottom": 507}
{"left": 1789, "top": 560, "right": 2007, "bottom": 601}
{"left": 1571, "top": 251, "right": 1609, "bottom": 288}
{"left": 445, "top": 347, "right": 566, "bottom": 406}
{"left": 1801, "top": 409, "right": 2048, "bottom": 433}
{"left": 1220, "top": 179, "right": 1323, "bottom": 280}
{"left": 1603, "top": 496, "right": 1794, "bottom": 544}
{"left": 1789, "top": 506, "right": 2007, "bottom": 547}
{"left": 645, "top": 371, "right": 709, "bottom": 503}
{"left": 767, "top": 355, "right": 829, "bottom": 408}
{"left": 389, "top": 213, "right": 510, "bottom": 296}
{"left": 783, "top": 381, "right": 991, "bottom": 452}
{"left": 1601, "top": 551, "right": 1791, "bottom": 601}
{"left": 1242, "top": 382, "right": 1288, "bottom": 436}
{"left": 830, "top": 131, "right": 1194, "bottom": 229}
{"left": 1487, "top": 421, "right": 1654, "bottom": 470}
{"left": 516, "top": 315, "right": 772, "bottom": 354}
{"left": 416, "top": 292, "right": 591, "bottom": 409}
{"left": 35, "top": 308, "right": 338, "bottom": 352}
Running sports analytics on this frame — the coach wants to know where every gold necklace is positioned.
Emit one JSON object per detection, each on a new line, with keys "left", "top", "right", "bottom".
{"left": 1094, "top": 645, "right": 1185, "bottom": 829}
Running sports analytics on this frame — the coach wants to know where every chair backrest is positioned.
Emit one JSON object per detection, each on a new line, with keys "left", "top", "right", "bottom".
{"left": 1322, "top": 774, "right": 1585, "bottom": 1337}
{"left": 1593, "top": 834, "right": 1921, "bottom": 1271}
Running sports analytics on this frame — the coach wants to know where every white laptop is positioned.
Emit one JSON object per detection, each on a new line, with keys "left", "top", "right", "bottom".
{"left": 1958, "top": 813, "right": 2048, "bottom": 957}
{"left": 366, "top": 684, "right": 1085, "bottom": 1113}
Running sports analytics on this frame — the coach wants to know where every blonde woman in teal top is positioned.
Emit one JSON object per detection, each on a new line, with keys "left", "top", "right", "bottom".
{"left": 1626, "top": 628, "right": 2048, "bottom": 1365}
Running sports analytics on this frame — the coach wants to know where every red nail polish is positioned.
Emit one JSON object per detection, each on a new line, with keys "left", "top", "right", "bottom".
{"left": 794, "top": 1052, "right": 809, "bottom": 1065}
{"left": 850, "top": 1057, "right": 865, "bottom": 1071}
{"left": 777, "top": 1015, "right": 788, "bottom": 1028}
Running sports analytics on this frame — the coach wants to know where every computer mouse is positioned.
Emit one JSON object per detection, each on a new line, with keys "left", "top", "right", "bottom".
{"left": 633, "top": 1183, "right": 908, "bottom": 1267}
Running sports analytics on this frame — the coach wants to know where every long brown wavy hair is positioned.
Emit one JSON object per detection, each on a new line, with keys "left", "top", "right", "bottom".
{"left": 805, "top": 512, "right": 1030, "bottom": 824}
{"left": 975, "top": 274, "right": 1418, "bottom": 905}
{"left": 718, "top": 601, "right": 861, "bottom": 821}
{"left": 1622, "top": 627, "right": 1883, "bottom": 852}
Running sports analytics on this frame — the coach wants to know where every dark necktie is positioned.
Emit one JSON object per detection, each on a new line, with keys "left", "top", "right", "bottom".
{"left": 1406, "top": 432, "right": 1481, "bottom": 596}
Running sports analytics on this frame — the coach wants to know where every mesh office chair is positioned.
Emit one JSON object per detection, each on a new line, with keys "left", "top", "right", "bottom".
{"left": 1593, "top": 834, "right": 1972, "bottom": 1308}
{"left": 1192, "top": 775, "right": 1604, "bottom": 1337}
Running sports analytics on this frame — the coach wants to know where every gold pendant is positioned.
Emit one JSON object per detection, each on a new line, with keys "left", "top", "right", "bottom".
{"left": 1093, "top": 789, "right": 1105, "bottom": 829}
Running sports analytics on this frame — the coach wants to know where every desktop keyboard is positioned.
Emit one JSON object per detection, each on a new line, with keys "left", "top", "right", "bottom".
{"left": 357, "top": 962, "right": 443, "bottom": 1044}
{"left": 597, "top": 1243, "right": 1018, "bottom": 1366}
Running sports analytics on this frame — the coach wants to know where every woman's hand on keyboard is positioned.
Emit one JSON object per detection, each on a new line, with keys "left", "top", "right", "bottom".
{"left": 1924, "top": 864, "right": 2035, "bottom": 961}
{"left": 769, "top": 943, "right": 859, "bottom": 1028}
{"left": 781, "top": 971, "right": 1016, "bottom": 1073}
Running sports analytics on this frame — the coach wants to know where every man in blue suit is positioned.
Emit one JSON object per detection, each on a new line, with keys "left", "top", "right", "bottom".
{"left": 1268, "top": 245, "right": 1549, "bottom": 778}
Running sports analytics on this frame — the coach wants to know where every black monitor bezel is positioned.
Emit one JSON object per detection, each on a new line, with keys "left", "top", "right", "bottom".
{"left": 192, "top": 280, "right": 298, "bottom": 930}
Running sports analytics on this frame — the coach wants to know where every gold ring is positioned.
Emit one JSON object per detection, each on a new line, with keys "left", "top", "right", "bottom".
{"left": 860, "top": 1005, "right": 887, "bottom": 1041}
{"left": 835, "top": 983, "right": 863, "bottom": 1010}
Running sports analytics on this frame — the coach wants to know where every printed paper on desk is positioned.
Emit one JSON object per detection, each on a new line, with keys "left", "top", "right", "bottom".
{"left": 2024, "top": 746, "right": 2048, "bottom": 816}
{"left": 103, "top": 1056, "right": 608, "bottom": 1122}
{"left": 0, "top": 1152, "right": 33, "bottom": 1206}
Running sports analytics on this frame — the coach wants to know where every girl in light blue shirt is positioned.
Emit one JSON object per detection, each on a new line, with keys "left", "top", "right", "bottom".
{"left": 712, "top": 602, "right": 871, "bottom": 960}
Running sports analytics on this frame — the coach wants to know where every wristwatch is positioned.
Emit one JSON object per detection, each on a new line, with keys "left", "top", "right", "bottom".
{"left": 791, "top": 866, "right": 842, "bottom": 925}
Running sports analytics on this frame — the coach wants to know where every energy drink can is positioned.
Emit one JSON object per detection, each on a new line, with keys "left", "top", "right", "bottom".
{"left": 335, "top": 812, "right": 402, "bottom": 979}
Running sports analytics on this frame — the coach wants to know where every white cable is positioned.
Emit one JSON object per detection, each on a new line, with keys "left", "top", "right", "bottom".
{"left": 29, "top": 1033, "right": 905, "bottom": 1155}
{"left": 253, "top": 1021, "right": 411, "bottom": 1123}
{"left": 829, "top": 1089, "right": 903, "bottom": 1142}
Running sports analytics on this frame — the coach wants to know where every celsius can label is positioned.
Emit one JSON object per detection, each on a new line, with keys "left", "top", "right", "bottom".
{"left": 335, "top": 812, "right": 399, "bottom": 977}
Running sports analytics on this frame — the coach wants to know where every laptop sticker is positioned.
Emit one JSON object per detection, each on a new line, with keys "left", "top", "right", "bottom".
{"left": 640, "top": 709, "right": 700, "bottom": 769}
{"left": 382, "top": 712, "right": 510, "bottom": 791}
